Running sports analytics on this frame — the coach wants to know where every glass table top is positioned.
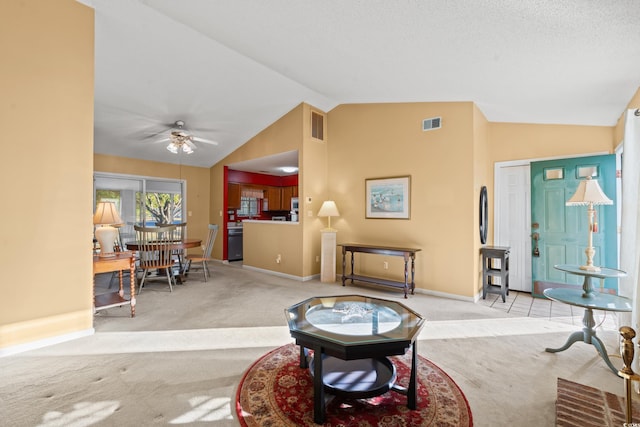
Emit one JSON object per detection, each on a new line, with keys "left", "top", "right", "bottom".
{"left": 285, "top": 295, "right": 425, "bottom": 346}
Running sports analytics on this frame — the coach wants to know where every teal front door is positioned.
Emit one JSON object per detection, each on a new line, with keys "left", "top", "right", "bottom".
{"left": 530, "top": 155, "right": 617, "bottom": 297}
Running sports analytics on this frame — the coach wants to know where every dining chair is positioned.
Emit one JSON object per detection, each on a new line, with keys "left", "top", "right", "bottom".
{"left": 134, "top": 224, "right": 178, "bottom": 292}
{"left": 185, "top": 224, "right": 219, "bottom": 282}
{"left": 155, "top": 222, "right": 187, "bottom": 273}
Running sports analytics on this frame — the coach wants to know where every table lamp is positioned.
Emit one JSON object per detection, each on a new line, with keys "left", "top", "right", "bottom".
{"left": 93, "top": 201, "right": 123, "bottom": 257}
{"left": 565, "top": 176, "right": 613, "bottom": 271}
{"left": 317, "top": 200, "right": 340, "bottom": 231}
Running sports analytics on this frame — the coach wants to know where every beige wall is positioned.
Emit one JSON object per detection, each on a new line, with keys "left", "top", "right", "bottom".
{"left": 488, "top": 122, "right": 615, "bottom": 163}
{"left": 327, "top": 102, "right": 479, "bottom": 297}
{"left": 473, "top": 105, "right": 491, "bottom": 294}
{"left": 93, "top": 154, "right": 212, "bottom": 255}
{"left": 300, "top": 104, "right": 329, "bottom": 277}
{"left": 0, "top": 0, "right": 95, "bottom": 350}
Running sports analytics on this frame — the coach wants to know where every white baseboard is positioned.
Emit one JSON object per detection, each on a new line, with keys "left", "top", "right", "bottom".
{"left": 415, "top": 287, "right": 477, "bottom": 303}
{"left": 0, "top": 328, "right": 95, "bottom": 357}
{"left": 241, "top": 265, "right": 315, "bottom": 282}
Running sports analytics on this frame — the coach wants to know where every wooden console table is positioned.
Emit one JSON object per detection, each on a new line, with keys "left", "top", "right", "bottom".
{"left": 93, "top": 251, "right": 136, "bottom": 317}
{"left": 339, "top": 243, "right": 421, "bottom": 298}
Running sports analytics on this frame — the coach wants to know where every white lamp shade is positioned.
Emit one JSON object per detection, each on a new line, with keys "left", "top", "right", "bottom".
{"left": 318, "top": 201, "right": 340, "bottom": 217}
{"left": 93, "top": 201, "right": 122, "bottom": 257}
{"left": 566, "top": 177, "right": 613, "bottom": 206}
{"left": 93, "top": 201, "right": 123, "bottom": 225}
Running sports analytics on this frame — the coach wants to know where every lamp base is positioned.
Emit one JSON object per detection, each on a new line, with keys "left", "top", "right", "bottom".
{"left": 579, "top": 264, "right": 601, "bottom": 272}
{"left": 95, "top": 225, "right": 118, "bottom": 258}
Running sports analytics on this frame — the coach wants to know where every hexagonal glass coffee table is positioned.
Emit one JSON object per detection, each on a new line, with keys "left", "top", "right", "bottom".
{"left": 285, "top": 295, "right": 425, "bottom": 424}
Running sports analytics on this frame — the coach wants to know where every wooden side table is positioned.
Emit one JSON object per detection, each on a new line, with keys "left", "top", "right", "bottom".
{"left": 339, "top": 243, "right": 421, "bottom": 298}
{"left": 93, "top": 251, "right": 136, "bottom": 317}
{"left": 481, "top": 246, "right": 510, "bottom": 302}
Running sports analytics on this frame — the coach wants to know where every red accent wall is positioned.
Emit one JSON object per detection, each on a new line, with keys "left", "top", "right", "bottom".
{"left": 228, "top": 170, "right": 298, "bottom": 186}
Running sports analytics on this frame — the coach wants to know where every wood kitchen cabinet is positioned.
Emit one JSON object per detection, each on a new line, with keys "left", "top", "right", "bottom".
{"left": 281, "top": 186, "right": 294, "bottom": 210}
{"left": 228, "top": 183, "right": 241, "bottom": 208}
{"left": 264, "top": 185, "right": 298, "bottom": 211}
{"left": 266, "top": 186, "right": 282, "bottom": 210}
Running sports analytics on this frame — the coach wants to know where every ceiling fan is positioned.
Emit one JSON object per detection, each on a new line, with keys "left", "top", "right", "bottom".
{"left": 154, "top": 120, "right": 219, "bottom": 154}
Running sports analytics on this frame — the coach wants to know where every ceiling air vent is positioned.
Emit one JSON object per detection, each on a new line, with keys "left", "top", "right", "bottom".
{"left": 422, "top": 117, "right": 441, "bottom": 131}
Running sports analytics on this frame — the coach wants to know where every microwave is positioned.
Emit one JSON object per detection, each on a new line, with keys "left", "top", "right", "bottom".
{"left": 291, "top": 197, "right": 299, "bottom": 212}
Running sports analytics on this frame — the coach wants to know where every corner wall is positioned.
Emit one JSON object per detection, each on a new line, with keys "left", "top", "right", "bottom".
{"left": 210, "top": 104, "right": 306, "bottom": 276}
{"left": 473, "top": 105, "right": 491, "bottom": 295}
{"left": 0, "top": 0, "right": 95, "bottom": 351}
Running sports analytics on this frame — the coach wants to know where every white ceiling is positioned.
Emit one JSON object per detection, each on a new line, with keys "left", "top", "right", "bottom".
{"left": 83, "top": 0, "right": 640, "bottom": 169}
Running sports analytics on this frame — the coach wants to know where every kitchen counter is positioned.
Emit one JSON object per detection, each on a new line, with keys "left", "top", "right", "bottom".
{"left": 242, "top": 220, "right": 303, "bottom": 278}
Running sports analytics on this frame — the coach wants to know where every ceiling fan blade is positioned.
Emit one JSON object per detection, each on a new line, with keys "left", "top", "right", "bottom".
{"left": 152, "top": 137, "right": 170, "bottom": 144}
{"left": 192, "top": 136, "right": 219, "bottom": 145}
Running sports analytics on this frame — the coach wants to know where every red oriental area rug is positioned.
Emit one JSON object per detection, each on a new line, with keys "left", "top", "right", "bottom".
{"left": 236, "top": 343, "right": 473, "bottom": 426}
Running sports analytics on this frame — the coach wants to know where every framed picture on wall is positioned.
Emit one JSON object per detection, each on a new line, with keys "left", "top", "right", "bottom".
{"left": 365, "top": 176, "right": 411, "bottom": 219}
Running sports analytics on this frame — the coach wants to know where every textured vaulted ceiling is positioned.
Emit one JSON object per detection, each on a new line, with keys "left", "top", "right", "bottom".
{"left": 82, "top": 0, "right": 640, "bottom": 168}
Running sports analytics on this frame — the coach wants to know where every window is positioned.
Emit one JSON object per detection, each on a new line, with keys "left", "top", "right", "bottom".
{"left": 238, "top": 196, "right": 260, "bottom": 217}
{"left": 237, "top": 188, "right": 263, "bottom": 217}
{"left": 94, "top": 173, "right": 186, "bottom": 241}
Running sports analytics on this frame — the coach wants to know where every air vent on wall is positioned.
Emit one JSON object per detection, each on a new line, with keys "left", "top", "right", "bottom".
{"left": 311, "top": 111, "right": 324, "bottom": 140}
{"left": 422, "top": 117, "right": 441, "bottom": 131}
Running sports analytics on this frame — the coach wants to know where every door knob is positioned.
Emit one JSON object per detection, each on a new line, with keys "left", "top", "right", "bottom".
{"left": 532, "top": 232, "right": 540, "bottom": 257}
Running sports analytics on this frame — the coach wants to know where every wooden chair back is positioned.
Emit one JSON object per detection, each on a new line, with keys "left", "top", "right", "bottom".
{"left": 133, "top": 225, "right": 177, "bottom": 270}
{"left": 155, "top": 222, "right": 187, "bottom": 241}
{"left": 202, "top": 224, "right": 219, "bottom": 258}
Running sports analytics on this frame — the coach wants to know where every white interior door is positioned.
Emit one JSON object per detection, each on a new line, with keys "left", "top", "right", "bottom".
{"left": 494, "top": 164, "right": 531, "bottom": 292}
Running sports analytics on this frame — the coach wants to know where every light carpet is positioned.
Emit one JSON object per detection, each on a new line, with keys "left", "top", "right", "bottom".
{"left": 0, "top": 262, "right": 631, "bottom": 426}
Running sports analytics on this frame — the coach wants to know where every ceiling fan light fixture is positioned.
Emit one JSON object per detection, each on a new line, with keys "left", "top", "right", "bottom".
{"left": 167, "top": 141, "right": 194, "bottom": 154}
{"left": 157, "top": 120, "right": 214, "bottom": 155}
{"left": 167, "top": 142, "right": 179, "bottom": 154}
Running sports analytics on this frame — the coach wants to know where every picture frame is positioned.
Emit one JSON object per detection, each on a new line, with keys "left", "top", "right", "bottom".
{"left": 365, "top": 176, "right": 411, "bottom": 219}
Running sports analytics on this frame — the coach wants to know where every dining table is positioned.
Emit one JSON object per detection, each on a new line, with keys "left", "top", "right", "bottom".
{"left": 125, "top": 238, "right": 202, "bottom": 283}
